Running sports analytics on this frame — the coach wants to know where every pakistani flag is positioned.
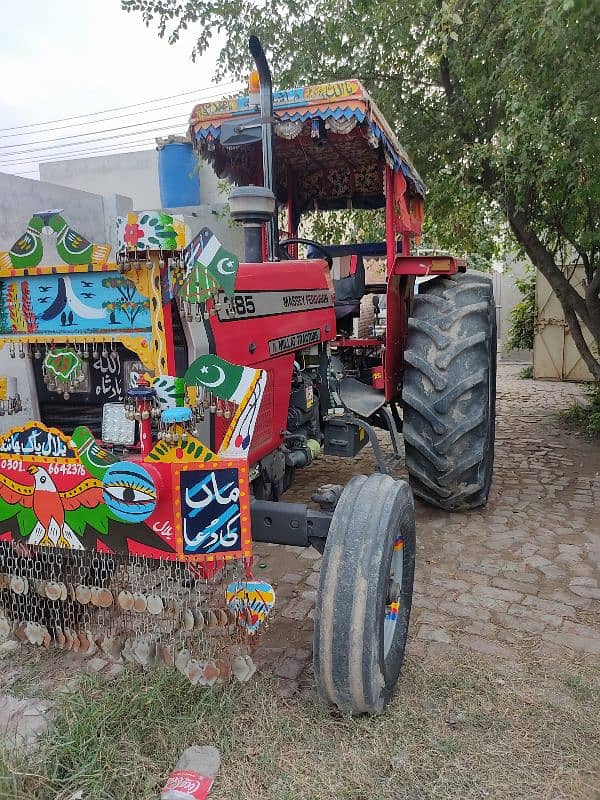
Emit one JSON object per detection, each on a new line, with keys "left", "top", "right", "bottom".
{"left": 179, "top": 262, "right": 219, "bottom": 304}
{"left": 184, "top": 354, "right": 257, "bottom": 403}
{"left": 182, "top": 227, "right": 239, "bottom": 296}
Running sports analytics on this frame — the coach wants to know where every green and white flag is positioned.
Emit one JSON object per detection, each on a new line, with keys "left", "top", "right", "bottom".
{"left": 184, "top": 354, "right": 256, "bottom": 403}
{"left": 182, "top": 227, "right": 239, "bottom": 297}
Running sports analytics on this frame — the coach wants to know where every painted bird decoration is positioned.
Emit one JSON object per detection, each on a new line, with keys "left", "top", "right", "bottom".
{"left": 0, "top": 214, "right": 44, "bottom": 269}
{"left": 48, "top": 212, "right": 111, "bottom": 266}
{"left": 0, "top": 211, "right": 111, "bottom": 270}
{"left": 0, "top": 465, "right": 102, "bottom": 548}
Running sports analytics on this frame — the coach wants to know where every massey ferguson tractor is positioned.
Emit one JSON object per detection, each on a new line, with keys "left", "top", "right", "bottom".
{"left": 0, "top": 37, "right": 495, "bottom": 715}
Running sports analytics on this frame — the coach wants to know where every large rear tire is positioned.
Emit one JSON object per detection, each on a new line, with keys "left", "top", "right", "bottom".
{"left": 313, "top": 474, "right": 415, "bottom": 714}
{"left": 403, "top": 271, "right": 496, "bottom": 510}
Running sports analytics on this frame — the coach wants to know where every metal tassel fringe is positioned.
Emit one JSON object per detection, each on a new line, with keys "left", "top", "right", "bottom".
{"left": 0, "top": 542, "right": 259, "bottom": 685}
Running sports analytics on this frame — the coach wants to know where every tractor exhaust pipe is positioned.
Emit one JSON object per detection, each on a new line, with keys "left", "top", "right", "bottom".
{"left": 248, "top": 35, "right": 278, "bottom": 261}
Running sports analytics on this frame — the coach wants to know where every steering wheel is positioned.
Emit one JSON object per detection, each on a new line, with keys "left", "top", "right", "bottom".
{"left": 279, "top": 237, "right": 334, "bottom": 269}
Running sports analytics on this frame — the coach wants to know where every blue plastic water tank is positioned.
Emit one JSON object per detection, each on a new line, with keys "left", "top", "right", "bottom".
{"left": 158, "top": 141, "right": 200, "bottom": 208}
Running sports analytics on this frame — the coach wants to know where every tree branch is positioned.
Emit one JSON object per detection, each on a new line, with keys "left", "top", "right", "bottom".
{"left": 562, "top": 302, "right": 600, "bottom": 381}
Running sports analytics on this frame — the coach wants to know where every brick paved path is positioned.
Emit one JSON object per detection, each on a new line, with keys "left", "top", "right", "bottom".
{"left": 1, "top": 365, "right": 597, "bottom": 704}
{"left": 254, "top": 364, "right": 600, "bottom": 694}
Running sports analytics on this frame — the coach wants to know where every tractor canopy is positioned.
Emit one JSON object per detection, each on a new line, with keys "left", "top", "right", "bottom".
{"left": 188, "top": 80, "right": 426, "bottom": 215}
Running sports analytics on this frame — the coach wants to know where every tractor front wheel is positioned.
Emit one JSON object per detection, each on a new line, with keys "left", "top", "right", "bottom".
{"left": 403, "top": 271, "right": 496, "bottom": 510}
{"left": 313, "top": 474, "right": 415, "bottom": 714}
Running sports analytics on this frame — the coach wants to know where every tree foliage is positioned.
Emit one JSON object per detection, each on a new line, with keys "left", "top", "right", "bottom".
{"left": 122, "top": 0, "right": 600, "bottom": 376}
{"left": 506, "top": 271, "right": 536, "bottom": 352}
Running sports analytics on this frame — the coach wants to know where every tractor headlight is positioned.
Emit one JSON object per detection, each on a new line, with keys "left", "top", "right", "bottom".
{"left": 101, "top": 403, "right": 136, "bottom": 446}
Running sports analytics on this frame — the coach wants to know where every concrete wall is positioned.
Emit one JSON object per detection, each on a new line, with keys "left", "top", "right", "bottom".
{"left": 0, "top": 171, "right": 131, "bottom": 251}
{"left": 493, "top": 256, "right": 533, "bottom": 362}
{"left": 39, "top": 149, "right": 224, "bottom": 210}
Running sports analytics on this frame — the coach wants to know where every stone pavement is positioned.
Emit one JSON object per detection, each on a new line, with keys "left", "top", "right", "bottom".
{"left": 253, "top": 363, "right": 600, "bottom": 695}
{"left": 0, "top": 364, "right": 597, "bottom": 709}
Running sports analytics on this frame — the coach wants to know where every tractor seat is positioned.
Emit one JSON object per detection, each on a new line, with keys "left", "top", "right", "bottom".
{"left": 332, "top": 254, "right": 366, "bottom": 319}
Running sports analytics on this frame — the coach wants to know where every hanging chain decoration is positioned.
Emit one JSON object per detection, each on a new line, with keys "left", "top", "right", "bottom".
{"left": 0, "top": 543, "right": 268, "bottom": 684}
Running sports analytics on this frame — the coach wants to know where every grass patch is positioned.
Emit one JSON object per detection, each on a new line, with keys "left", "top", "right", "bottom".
{"left": 1, "top": 654, "right": 599, "bottom": 800}
{"left": 560, "top": 382, "right": 600, "bottom": 437}
{"left": 519, "top": 365, "right": 534, "bottom": 379}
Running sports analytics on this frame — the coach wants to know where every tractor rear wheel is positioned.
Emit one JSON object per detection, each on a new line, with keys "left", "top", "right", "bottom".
{"left": 313, "top": 474, "right": 415, "bottom": 714}
{"left": 403, "top": 271, "right": 496, "bottom": 510}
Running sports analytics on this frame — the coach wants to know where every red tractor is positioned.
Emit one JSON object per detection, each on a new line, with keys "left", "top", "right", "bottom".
{"left": 0, "top": 37, "right": 495, "bottom": 716}
{"left": 189, "top": 38, "right": 497, "bottom": 712}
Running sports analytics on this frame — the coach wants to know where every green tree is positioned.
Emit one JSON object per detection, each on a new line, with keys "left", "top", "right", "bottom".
{"left": 506, "top": 271, "right": 536, "bottom": 352}
{"left": 122, "top": 0, "right": 600, "bottom": 377}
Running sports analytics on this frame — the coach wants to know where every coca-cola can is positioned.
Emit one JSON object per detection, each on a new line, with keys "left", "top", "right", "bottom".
{"left": 160, "top": 768, "right": 214, "bottom": 800}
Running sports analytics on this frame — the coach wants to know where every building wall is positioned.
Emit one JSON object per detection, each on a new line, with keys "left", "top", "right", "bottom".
{"left": 0, "top": 171, "right": 130, "bottom": 250}
{"left": 492, "top": 256, "right": 532, "bottom": 362}
{"left": 39, "top": 149, "right": 224, "bottom": 210}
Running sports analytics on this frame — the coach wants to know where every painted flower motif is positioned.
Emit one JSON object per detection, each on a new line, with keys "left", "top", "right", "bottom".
{"left": 124, "top": 223, "right": 144, "bottom": 248}
{"left": 172, "top": 219, "right": 187, "bottom": 249}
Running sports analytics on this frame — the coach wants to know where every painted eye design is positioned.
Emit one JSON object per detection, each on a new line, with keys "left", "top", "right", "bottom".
{"left": 103, "top": 484, "right": 156, "bottom": 504}
{"left": 102, "top": 462, "right": 158, "bottom": 522}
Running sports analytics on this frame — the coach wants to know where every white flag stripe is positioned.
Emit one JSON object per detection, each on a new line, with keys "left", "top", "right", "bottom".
{"left": 197, "top": 236, "right": 220, "bottom": 267}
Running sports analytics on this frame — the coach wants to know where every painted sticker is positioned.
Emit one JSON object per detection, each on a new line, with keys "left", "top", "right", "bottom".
{"left": 177, "top": 463, "right": 250, "bottom": 559}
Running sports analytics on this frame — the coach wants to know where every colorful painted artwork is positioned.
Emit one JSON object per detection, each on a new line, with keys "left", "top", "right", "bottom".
{"left": 0, "top": 422, "right": 176, "bottom": 557}
{"left": 43, "top": 348, "right": 83, "bottom": 382}
{"left": 226, "top": 581, "right": 276, "bottom": 634}
{"left": 152, "top": 375, "right": 186, "bottom": 408}
{"left": 71, "top": 426, "right": 119, "bottom": 479}
{"left": 181, "top": 227, "right": 239, "bottom": 299}
{"left": 116, "top": 211, "right": 189, "bottom": 252}
{"left": 175, "top": 461, "right": 251, "bottom": 560}
{"left": 0, "top": 271, "right": 152, "bottom": 337}
{"left": 190, "top": 80, "right": 362, "bottom": 121}
{"left": 0, "top": 211, "right": 110, "bottom": 271}
{"left": 102, "top": 461, "right": 158, "bottom": 523}
{"left": 148, "top": 435, "right": 216, "bottom": 464}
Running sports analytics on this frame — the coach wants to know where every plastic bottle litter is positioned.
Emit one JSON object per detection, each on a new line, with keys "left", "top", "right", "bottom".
{"left": 160, "top": 745, "right": 221, "bottom": 800}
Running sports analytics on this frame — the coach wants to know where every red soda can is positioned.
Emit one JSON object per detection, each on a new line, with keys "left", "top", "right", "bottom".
{"left": 161, "top": 746, "right": 220, "bottom": 800}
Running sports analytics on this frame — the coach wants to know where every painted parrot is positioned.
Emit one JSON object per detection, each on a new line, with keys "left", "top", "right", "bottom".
{"left": 47, "top": 212, "right": 111, "bottom": 266}
{"left": 0, "top": 215, "right": 44, "bottom": 270}
{"left": 70, "top": 426, "right": 118, "bottom": 480}
{"left": 0, "top": 465, "right": 102, "bottom": 548}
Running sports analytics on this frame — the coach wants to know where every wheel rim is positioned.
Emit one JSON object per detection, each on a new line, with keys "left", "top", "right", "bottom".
{"left": 383, "top": 533, "right": 404, "bottom": 660}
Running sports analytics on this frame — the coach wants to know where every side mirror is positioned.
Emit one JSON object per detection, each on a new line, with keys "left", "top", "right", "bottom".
{"left": 220, "top": 116, "right": 263, "bottom": 148}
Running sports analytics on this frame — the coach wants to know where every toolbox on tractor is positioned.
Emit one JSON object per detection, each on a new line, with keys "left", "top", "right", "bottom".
{"left": 0, "top": 37, "right": 495, "bottom": 714}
